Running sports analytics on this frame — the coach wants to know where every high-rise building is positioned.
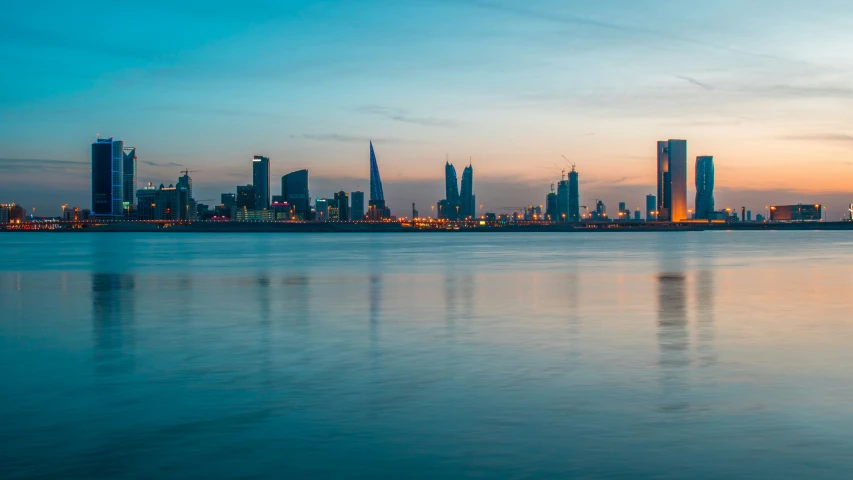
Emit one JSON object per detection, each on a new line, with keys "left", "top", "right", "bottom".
{"left": 177, "top": 172, "right": 197, "bottom": 220}
{"left": 236, "top": 185, "right": 255, "bottom": 210}
{"left": 694, "top": 156, "right": 715, "bottom": 220}
{"left": 91, "top": 137, "right": 124, "bottom": 217}
{"left": 351, "top": 190, "right": 364, "bottom": 221}
{"left": 557, "top": 180, "right": 569, "bottom": 221}
{"left": 122, "top": 147, "right": 137, "bottom": 209}
{"left": 545, "top": 191, "right": 557, "bottom": 221}
{"left": 460, "top": 162, "right": 474, "bottom": 219}
{"left": 369, "top": 142, "right": 384, "bottom": 202}
{"left": 656, "top": 139, "right": 688, "bottom": 222}
{"left": 334, "top": 191, "right": 349, "bottom": 221}
{"left": 646, "top": 194, "right": 657, "bottom": 221}
{"left": 281, "top": 169, "right": 309, "bottom": 220}
{"left": 445, "top": 161, "right": 460, "bottom": 221}
{"left": 252, "top": 155, "right": 270, "bottom": 210}
{"left": 368, "top": 142, "right": 389, "bottom": 219}
{"left": 568, "top": 166, "right": 579, "bottom": 222}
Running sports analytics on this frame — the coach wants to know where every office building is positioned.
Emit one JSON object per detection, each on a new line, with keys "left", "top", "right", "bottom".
{"left": 122, "top": 147, "right": 137, "bottom": 209}
{"left": 252, "top": 155, "right": 270, "bottom": 210}
{"left": 351, "top": 190, "right": 364, "bottom": 221}
{"left": 91, "top": 137, "right": 124, "bottom": 217}
{"left": 0, "top": 203, "right": 25, "bottom": 224}
{"left": 557, "top": 180, "right": 569, "bottom": 221}
{"left": 634, "top": 210, "right": 641, "bottom": 221}
{"left": 334, "top": 191, "right": 349, "bottom": 221}
{"left": 694, "top": 156, "right": 715, "bottom": 220}
{"left": 545, "top": 191, "right": 557, "bottom": 221}
{"left": 281, "top": 169, "right": 309, "bottom": 220}
{"left": 460, "top": 162, "right": 475, "bottom": 219}
{"left": 136, "top": 182, "right": 190, "bottom": 221}
{"left": 656, "top": 139, "right": 687, "bottom": 222}
{"left": 769, "top": 204, "right": 822, "bottom": 222}
{"left": 445, "top": 161, "right": 460, "bottom": 220}
{"left": 177, "top": 171, "right": 197, "bottom": 220}
{"left": 315, "top": 198, "right": 330, "bottom": 222}
{"left": 369, "top": 142, "right": 389, "bottom": 219}
{"left": 236, "top": 185, "right": 255, "bottom": 210}
{"left": 646, "top": 194, "right": 656, "bottom": 221}
{"left": 568, "top": 166, "right": 580, "bottom": 222}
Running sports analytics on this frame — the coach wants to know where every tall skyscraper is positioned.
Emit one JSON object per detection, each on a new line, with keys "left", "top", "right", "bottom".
{"left": 545, "top": 190, "right": 557, "bottom": 221}
{"left": 694, "top": 156, "right": 715, "bottom": 220}
{"left": 646, "top": 194, "right": 657, "bottom": 221}
{"left": 557, "top": 180, "right": 569, "bottom": 221}
{"left": 568, "top": 166, "right": 579, "bottom": 222}
{"left": 656, "top": 139, "right": 687, "bottom": 222}
{"left": 334, "top": 191, "right": 349, "bottom": 221}
{"left": 91, "top": 137, "right": 124, "bottom": 217}
{"left": 460, "top": 162, "right": 474, "bottom": 219}
{"left": 351, "top": 190, "right": 364, "bottom": 221}
{"left": 368, "top": 142, "right": 389, "bottom": 218}
{"left": 445, "top": 161, "right": 460, "bottom": 220}
{"left": 252, "top": 155, "right": 270, "bottom": 210}
{"left": 122, "top": 147, "right": 137, "bottom": 208}
{"left": 369, "top": 142, "right": 384, "bottom": 201}
{"left": 281, "top": 169, "right": 309, "bottom": 220}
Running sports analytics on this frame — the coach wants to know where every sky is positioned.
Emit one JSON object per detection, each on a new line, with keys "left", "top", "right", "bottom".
{"left": 2, "top": 0, "right": 853, "bottom": 218}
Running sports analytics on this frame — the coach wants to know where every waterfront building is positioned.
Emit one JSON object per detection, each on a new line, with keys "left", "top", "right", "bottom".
{"left": 656, "top": 139, "right": 688, "bottom": 222}
{"left": 281, "top": 169, "right": 309, "bottom": 220}
{"left": 634, "top": 210, "right": 641, "bottom": 221}
{"left": 369, "top": 142, "right": 385, "bottom": 201}
{"left": 591, "top": 200, "right": 608, "bottom": 221}
{"left": 545, "top": 191, "right": 557, "bottom": 221}
{"left": 271, "top": 201, "right": 294, "bottom": 220}
{"left": 252, "top": 155, "right": 270, "bottom": 210}
{"left": 568, "top": 166, "right": 580, "bottom": 222}
{"left": 334, "top": 191, "right": 349, "bottom": 221}
{"left": 122, "top": 147, "right": 137, "bottom": 210}
{"left": 315, "top": 198, "right": 330, "bottom": 222}
{"left": 445, "top": 161, "right": 460, "bottom": 221}
{"left": 350, "top": 190, "right": 364, "bottom": 221}
{"left": 0, "top": 203, "right": 25, "bottom": 223}
{"left": 236, "top": 185, "right": 255, "bottom": 210}
{"left": 694, "top": 156, "right": 715, "bottom": 220}
{"left": 460, "top": 162, "right": 475, "bottom": 219}
{"left": 769, "top": 204, "right": 822, "bottom": 222}
{"left": 177, "top": 171, "right": 197, "bottom": 220}
{"left": 91, "top": 137, "right": 124, "bottom": 217}
{"left": 557, "top": 180, "right": 569, "bottom": 221}
{"left": 136, "top": 181, "right": 191, "bottom": 221}
{"left": 646, "top": 194, "right": 656, "bottom": 221}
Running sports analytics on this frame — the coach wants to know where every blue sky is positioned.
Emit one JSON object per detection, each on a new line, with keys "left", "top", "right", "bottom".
{"left": 3, "top": 0, "right": 853, "bottom": 216}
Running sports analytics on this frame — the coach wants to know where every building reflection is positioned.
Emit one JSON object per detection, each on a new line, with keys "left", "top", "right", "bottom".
{"left": 657, "top": 257, "right": 689, "bottom": 411}
{"left": 694, "top": 269, "right": 717, "bottom": 367}
{"left": 369, "top": 272, "right": 382, "bottom": 363}
{"left": 91, "top": 272, "right": 136, "bottom": 376}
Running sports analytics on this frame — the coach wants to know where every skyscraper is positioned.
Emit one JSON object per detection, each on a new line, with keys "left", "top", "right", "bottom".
{"left": 445, "top": 161, "right": 460, "bottom": 220}
{"left": 545, "top": 190, "right": 557, "bottom": 221}
{"left": 656, "top": 139, "right": 687, "bottom": 222}
{"left": 91, "top": 137, "right": 124, "bottom": 217}
{"left": 281, "top": 169, "right": 309, "bottom": 220}
{"left": 694, "top": 156, "right": 715, "bottom": 220}
{"left": 122, "top": 147, "right": 137, "bottom": 208}
{"left": 460, "top": 162, "right": 474, "bottom": 219}
{"left": 368, "top": 142, "right": 389, "bottom": 218}
{"left": 236, "top": 185, "right": 255, "bottom": 210}
{"left": 351, "top": 190, "right": 364, "bottom": 221}
{"left": 568, "top": 166, "right": 579, "bottom": 222}
{"left": 646, "top": 194, "right": 657, "bottom": 221}
{"left": 557, "top": 180, "right": 569, "bottom": 221}
{"left": 252, "top": 155, "right": 270, "bottom": 210}
{"left": 334, "top": 191, "right": 349, "bottom": 221}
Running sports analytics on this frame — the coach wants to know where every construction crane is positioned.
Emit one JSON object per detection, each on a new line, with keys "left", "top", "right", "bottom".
{"left": 181, "top": 169, "right": 198, "bottom": 177}
{"left": 562, "top": 155, "right": 576, "bottom": 171}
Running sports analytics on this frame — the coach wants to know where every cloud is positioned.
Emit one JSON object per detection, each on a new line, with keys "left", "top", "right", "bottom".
{"left": 293, "top": 133, "right": 401, "bottom": 144}
{"left": 0, "top": 158, "right": 87, "bottom": 173}
{"left": 781, "top": 133, "right": 853, "bottom": 144}
{"left": 676, "top": 76, "right": 713, "bottom": 90}
{"left": 142, "top": 160, "right": 184, "bottom": 167}
{"left": 357, "top": 105, "right": 457, "bottom": 128}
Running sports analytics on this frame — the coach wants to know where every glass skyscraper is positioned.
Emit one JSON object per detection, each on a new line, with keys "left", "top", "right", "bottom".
{"left": 445, "top": 162, "right": 460, "bottom": 220}
{"left": 122, "top": 147, "right": 137, "bottom": 208}
{"left": 252, "top": 155, "right": 270, "bottom": 210}
{"left": 694, "top": 156, "right": 715, "bottom": 220}
{"left": 460, "top": 162, "right": 474, "bottom": 219}
{"left": 568, "top": 166, "right": 579, "bottom": 222}
{"left": 281, "top": 169, "right": 309, "bottom": 220}
{"left": 91, "top": 137, "right": 124, "bottom": 217}
{"left": 350, "top": 190, "right": 364, "bottom": 221}
{"left": 656, "top": 139, "right": 687, "bottom": 222}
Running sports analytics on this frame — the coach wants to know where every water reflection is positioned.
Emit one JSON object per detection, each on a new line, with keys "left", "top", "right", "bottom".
{"left": 657, "top": 253, "right": 689, "bottom": 411}
{"left": 695, "top": 270, "right": 717, "bottom": 368}
{"left": 91, "top": 273, "right": 135, "bottom": 376}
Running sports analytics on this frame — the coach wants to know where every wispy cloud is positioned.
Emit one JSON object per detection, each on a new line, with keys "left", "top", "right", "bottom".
{"left": 357, "top": 106, "right": 456, "bottom": 128}
{"left": 293, "top": 133, "right": 401, "bottom": 144}
{"left": 0, "top": 158, "right": 87, "bottom": 173}
{"left": 141, "top": 160, "right": 184, "bottom": 167}
{"left": 781, "top": 133, "right": 853, "bottom": 144}
{"left": 676, "top": 76, "right": 713, "bottom": 90}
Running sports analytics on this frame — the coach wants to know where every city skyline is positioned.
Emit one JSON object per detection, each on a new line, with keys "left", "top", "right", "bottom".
{"left": 3, "top": 1, "right": 853, "bottom": 216}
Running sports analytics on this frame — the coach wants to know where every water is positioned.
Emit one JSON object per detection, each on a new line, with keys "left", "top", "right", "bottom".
{"left": 2, "top": 232, "right": 853, "bottom": 479}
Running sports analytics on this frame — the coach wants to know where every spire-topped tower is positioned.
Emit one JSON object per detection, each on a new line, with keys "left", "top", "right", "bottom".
{"left": 369, "top": 141, "right": 384, "bottom": 201}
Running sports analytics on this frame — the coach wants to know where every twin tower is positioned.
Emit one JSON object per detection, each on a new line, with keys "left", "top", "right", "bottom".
{"left": 440, "top": 160, "right": 475, "bottom": 221}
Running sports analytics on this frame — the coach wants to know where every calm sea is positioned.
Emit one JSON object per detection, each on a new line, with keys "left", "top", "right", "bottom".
{"left": 2, "top": 232, "right": 853, "bottom": 479}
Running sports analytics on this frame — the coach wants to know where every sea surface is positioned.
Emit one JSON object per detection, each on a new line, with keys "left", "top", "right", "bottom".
{"left": 2, "top": 232, "right": 853, "bottom": 479}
